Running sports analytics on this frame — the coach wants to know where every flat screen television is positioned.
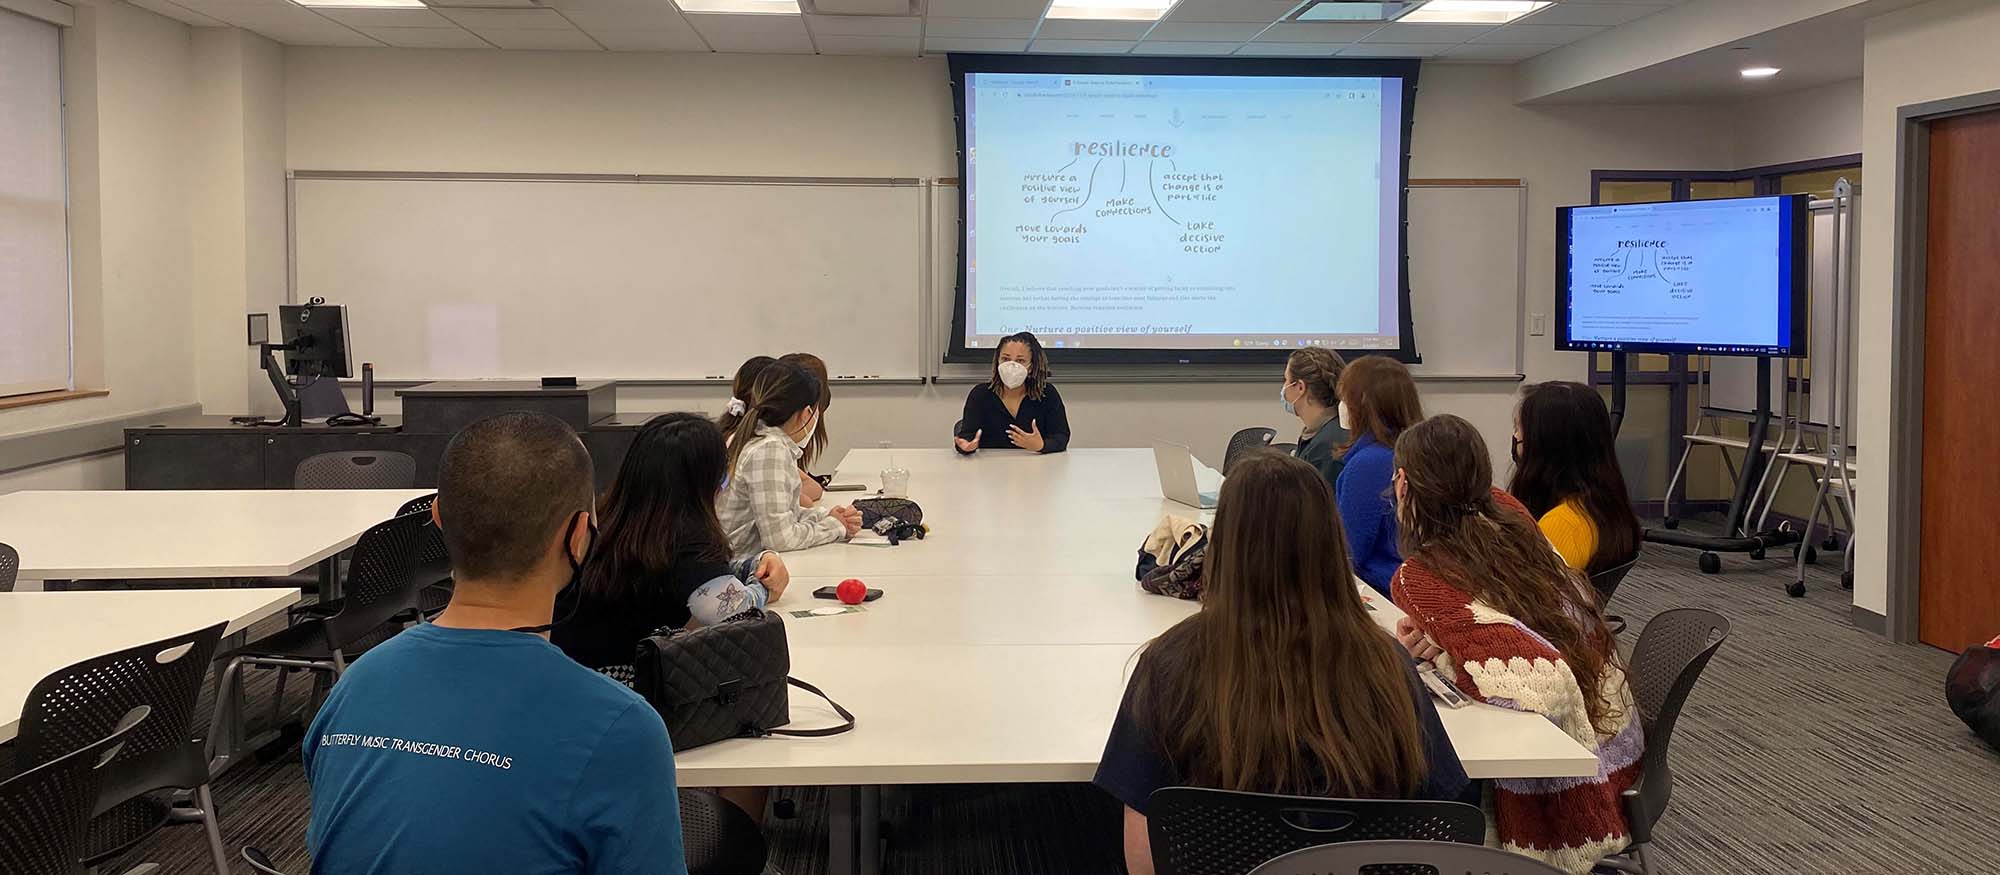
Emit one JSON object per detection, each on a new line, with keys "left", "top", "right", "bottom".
{"left": 1556, "top": 193, "right": 1809, "bottom": 357}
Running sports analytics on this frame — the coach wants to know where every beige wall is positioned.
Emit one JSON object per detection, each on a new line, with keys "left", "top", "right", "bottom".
{"left": 1854, "top": 0, "right": 2000, "bottom": 619}
{"left": 1734, "top": 78, "right": 1864, "bottom": 168}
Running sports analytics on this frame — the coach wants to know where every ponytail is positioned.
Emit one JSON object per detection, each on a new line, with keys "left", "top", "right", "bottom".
{"left": 718, "top": 356, "right": 777, "bottom": 437}
{"left": 1286, "top": 347, "right": 1345, "bottom": 408}
{"left": 722, "top": 361, "right": 822, "bottom": 475}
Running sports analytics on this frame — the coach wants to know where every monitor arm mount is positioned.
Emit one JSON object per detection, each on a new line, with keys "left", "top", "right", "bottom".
{"left": 259, "top": 339, "right": 303, "bottom": 428}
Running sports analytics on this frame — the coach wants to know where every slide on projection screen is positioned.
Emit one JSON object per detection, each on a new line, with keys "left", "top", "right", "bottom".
{"left": 947, "top": 55, "right": 1420, "bottom": 364}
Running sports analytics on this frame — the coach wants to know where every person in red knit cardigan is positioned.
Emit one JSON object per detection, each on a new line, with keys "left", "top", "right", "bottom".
{"left": 1386, "top": 414, "right": 1642, "bottom": 874}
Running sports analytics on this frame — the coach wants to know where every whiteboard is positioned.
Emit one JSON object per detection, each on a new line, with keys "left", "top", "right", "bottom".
{"left": 1405, "top": 184, "right": 1524, "bottom": 377}
{"left": 291, "top": 175, "right": 926, "bottom": 382}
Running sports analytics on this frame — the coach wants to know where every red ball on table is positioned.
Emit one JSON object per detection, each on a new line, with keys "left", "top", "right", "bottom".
{"left": 836, "top": 578, "right": 868, "bottom": 605}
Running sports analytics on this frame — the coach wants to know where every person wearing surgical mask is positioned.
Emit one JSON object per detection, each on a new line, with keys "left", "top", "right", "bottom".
{"left": 1281, "top": 347, "right": 1349, "bottom": 491}
{"left": 717, "top": 360, "right": 860, "bottom": 555}
{"left": 954, "top": 331, "right": 1071, "bottom": 455}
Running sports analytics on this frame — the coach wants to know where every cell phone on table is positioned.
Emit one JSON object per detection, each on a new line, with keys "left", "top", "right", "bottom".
{"left": 825, "top": 483, "right": 869, "bottom": 492}
{"left": 813, "top": 585, "right": 883, "bottom": 602}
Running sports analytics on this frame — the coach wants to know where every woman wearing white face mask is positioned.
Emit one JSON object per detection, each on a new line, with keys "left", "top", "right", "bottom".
{"left": 954, "top": 331, "right": 1071, "bottom": 455}
{"left": 1281, "top": 347, "right": 1349, "bottom": 491}
{"left": 717, "top": 360, "right": 862, "bottom": 555}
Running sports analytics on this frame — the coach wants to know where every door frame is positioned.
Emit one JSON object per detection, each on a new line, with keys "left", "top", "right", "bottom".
{"left": 1887, "top": 88, "right": 2000, "bottom": 643}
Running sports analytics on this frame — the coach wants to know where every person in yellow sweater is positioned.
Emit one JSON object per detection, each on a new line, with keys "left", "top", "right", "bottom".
{"left": 1507, "top": 382, "right": 1641, "bottom": 575}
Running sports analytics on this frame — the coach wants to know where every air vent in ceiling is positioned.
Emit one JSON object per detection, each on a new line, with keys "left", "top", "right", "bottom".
{"left": 1292, "top": 1, "right": 1418, "bottom": 21}
{"left": 802, "top": 0, "right": 916, "bottom": 15}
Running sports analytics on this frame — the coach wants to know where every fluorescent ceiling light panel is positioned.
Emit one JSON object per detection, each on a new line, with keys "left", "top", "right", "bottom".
{"left": 1741, "top": 66, "right": 1781, "bottom": 78}
{"left": 1399, "top": 0, "right": 1549, "bottom": 24}
{"left": 1046, "top": 0, "right": 1172, "bottom": 21}
{"left": 674, "top": 0, "right": 801, "bottom": 13}
{"left": 292, "top": 0, "right": 427, "bottom": 9}
{"left": 1297, "top": 2, "right": 1415, "bottom": 21}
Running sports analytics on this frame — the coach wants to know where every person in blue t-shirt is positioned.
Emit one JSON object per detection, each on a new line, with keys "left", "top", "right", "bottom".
{"left": 1333, "top": 355, "right": 1426, "bottom": 595}
{"left": 304, "top": 412, "right": 688, "bottom": 875}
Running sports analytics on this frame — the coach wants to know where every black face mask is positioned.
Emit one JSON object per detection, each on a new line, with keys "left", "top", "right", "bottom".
{"left": 1510, "top": 435, "right": 1523, "bottom": 465}
{"left": 509, "top": 510, "right": 595, "bottom": 635}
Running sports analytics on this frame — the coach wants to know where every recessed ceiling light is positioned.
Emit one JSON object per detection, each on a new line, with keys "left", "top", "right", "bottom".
{"left": 1741, "top": 66, "right": 1781, "bottom": 79}
{"left": 1295, "top": 0, "right": 1417, "bottom": 20}
{"left": 1398, "top": 0, "right": 1550, "bottom": 24}
{"left": 1046, "top": 0, "right": 1172, "bottom": 22}
{"left": 292, "top": 0, "right": 426, "bottom": 9}
{"left": 674, "top": 0, "right": 801, "bottom": 13}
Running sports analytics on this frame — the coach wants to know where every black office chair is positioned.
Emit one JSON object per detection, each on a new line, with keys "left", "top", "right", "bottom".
{"left": 240, "top": 847, "right": 287, "bottom": 874}
{"left": 0, "top": 540, "right": 18, "bottom": 592}
{"left": 1248, "top": 840, "right": 1568, "bottom": 875}
{"left": 1270, "top": 442, "right": 1298, "bottom": 455}
{"left": 1224, "top": 427, "right": 1278, "bottom": 475}
{"left": 396, "top": 493, "right": 453, "bottom": 618}
{"left": 1600, "top": 608, "right": 1730, "bottom": 875}
{"left": 0, "top": 705, "right": 150, "bottom": 875}
{"left": 679, "top": 789, "right": 768, "bottom": 875}
{"left": 206, "top": 510, "right": 427, "bottom": 772}
{"left": 1590, "top": 553, "right": 1640, "bottom": 635}
{"left": 1147, "top": 788, "right": 1483, "bottom": 875}
{"left": 293, "top": 450, "right": 417, "bottom": 490}
{"left": 13, "top": 625, "right": 230, "bottom": 875}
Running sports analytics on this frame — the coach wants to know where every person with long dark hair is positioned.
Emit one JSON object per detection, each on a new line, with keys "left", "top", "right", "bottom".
{"left": 552, "top": 413, "right": 789, "bottom": 671}
{"left": 718, "top": 360, "right": 860, "bottom": 554}
{"left": 778, "top": 352, "right": 832, "bottom": 508}
{"left": 1508, "top": 381, "right": 1641, "bottom": 575}
{"left": 1334, "top": 355, "right": 1425, "bottom": 594}
{"left": 1389, "top": 414, "right": 1640, "bottom": 874}
{"left": 953, "top": 331, "right": 1071, "bottom": 454}
{"left": 1096, "top": 452, "right": 1468, "bottom": 875}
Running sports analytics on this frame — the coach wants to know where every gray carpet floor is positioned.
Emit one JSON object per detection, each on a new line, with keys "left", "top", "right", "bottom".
{"left": 95, "top": 540, "right": 2000, "bottom": 874}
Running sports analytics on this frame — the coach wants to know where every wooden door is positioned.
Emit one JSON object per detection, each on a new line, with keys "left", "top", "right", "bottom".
{"left": 1918, "top": 108, "right": 2000, "bottom": 652}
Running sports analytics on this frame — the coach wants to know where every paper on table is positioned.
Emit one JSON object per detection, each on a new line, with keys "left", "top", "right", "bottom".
{"left": 849, "top": 534, "right": 895, "bottom": 547}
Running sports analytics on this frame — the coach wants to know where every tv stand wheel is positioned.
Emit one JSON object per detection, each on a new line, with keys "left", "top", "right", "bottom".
{"left": 1698, "top": 552, "right": 1722, "bottom": 575}
{"left": 1786, "top": 580, "right": 1807, "bottom": 598}
{"left": 1663, "top": 517, "right": 1680, "bottom": 530}
{"left": 1822, "top": 535, "right": 1843, "bottom": 551}
{"left": 1801, "top": 545, "right": 1819, "bottom": 565}
{"left": 1842, "top": 571, "right": 1855, "bottom": 590}
{"left": 1749, "top": 548, "right": 1766, "bottom": 561}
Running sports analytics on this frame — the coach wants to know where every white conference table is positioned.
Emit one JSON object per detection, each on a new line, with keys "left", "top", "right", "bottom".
{"left": 0, "top": 489, "right": 429, "bottom": 585}
{"left": 677, "top": 448, "right": 1599, "bottom": 874}
{"left": 0, "top": 587, "right": 301, "bottom": 743}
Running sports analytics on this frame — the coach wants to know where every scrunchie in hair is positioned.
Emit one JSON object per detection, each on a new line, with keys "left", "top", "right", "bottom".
{"left": 725, "top": 398, "right": 747, "bottom": 416}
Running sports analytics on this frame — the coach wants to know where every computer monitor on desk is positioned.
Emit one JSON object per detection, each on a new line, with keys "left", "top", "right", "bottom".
{"left": 251, "top": 298, "right": 369, "bottom": 427}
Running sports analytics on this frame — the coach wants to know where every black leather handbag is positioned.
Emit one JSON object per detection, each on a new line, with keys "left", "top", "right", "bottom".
{"left": 632, "top": 609, "right": 854, "bottom": 752}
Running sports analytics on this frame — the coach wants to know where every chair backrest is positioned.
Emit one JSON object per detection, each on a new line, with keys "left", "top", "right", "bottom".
{"left": 1270, "top": 442, "right": 1298, "bottom": 455}
{"left": 1224, "top": 427, "right": 1279, "bottom": 475}
{"left": 240, "top": 847, "right": 288, "bottom": 875}
{"left": 396, "top": 493, "right": 451, "bottom": 587}
{"left": 1589, "top": 553, "right": 1640, "bottom": 607}
{"left": 1148, "top": 788, "right": 1484, "bottom": 875}
{"left": 294, "top": 450, "right": 417, "bottom": 490}
{"left": 1623, "top": 607, "right": 1730, "bottom": 844}
{"left": 0, "top": 705, "right": 148, "bottom": 875}
{"left": 323, "top": 510, "right": 429, "bottom": 648}
{"left": 16, "top": 623, "right": 225, "bottom": 808}
{"left": 1247, "top": 839, "right": 1569, "bottom": 875}
{"left": 678, "top": 789, "right": 769, "bottom": 875}
{"left": 0, "top": 541, "right": 17, "bottom": 592}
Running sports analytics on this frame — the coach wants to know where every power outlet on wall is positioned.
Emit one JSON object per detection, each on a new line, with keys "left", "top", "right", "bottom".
{"left": 1529, "top": 312, "right": 1547, "bottom": 337}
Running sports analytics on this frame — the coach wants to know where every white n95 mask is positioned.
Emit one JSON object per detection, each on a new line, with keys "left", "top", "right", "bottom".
{"left": 997, "top": 361, "right": 1029, "bottom": 390}
{"left": 1338, "top": 401, "right": 1353, "bottom": 431}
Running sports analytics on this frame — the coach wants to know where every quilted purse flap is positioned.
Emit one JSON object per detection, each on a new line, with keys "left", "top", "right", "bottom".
{"left": 635, "top": 611, "right": 791, "bottom": 710}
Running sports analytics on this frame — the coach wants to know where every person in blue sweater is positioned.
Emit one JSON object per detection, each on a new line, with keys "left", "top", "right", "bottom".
{"left": 1333, "top": 355, "right": 1425, "bottom": 595}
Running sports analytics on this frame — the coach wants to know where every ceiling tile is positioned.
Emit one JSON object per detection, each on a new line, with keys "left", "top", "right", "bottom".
{"left": 1472, "top": 23, "right": 1606, "bottom": 44}
{"left": 811, "top": 0, "right": 908, "bottom": 12}
{"left": 588, "top": 26, "right": 711, "bottom": 50}
{"left": 812, "top": 33, "right": 917, "bottom": 54}
{"left": 1035, "top": 18, "right": 1150, "bottom": 39}
{"left": 1256, "top": 21, "right": 1381, "bottom": 42}
{"left": 924, "top": 16, "right": 1034, "bottom": 38}
{"left": 359, "top": 25, "right": 490, "bottom": 47}
{"left": 195, "top": 4, "right": 337, "bottom": 29}
{"left": 1027, "top": 38, "right": 1135, "bottom": 54}
{"left": 562, "top": 7, "right": 695, "bottom": 29}
{"left": 685, "top": 11, "right": 815, "bottom": 52}
{"left": 247, "top": 22, "right": 382, "bottom": 46}
{"left": 924, "top": 0, "right": 1046, "bottom": 19}
{"left": 473, "top": 26, "right": 601, "bottom": 49}
{"left": 1361, "top": 22, "right": 1492, "bottom": 44}
{"left": 922, "top": 35, "right": 1028, "bottom": 51}
{"left": 1519, "top": 2, "right": 1668, "bottom": 26}
{"left": 1146, "top": 20, "right": 1264, "bottom": 40}
{"left": 125, "top": 0, "right": 228, "bottom": 27}
{"left": 318, "top": 7, "right": 456, "bottom": 27}
{"left": 1165, "top": 0, "right": 1297, "bottom": 23}
{"left": 1337, "top": 42, "right": 1446, "bottom": 57}
{"left": 1133, "top": 40, "right": 1241, "bottom": 55}
{"left": 1234, "top": 41, "right": 1341, "bottom": 56}
{"left": 805, "top": 13, "right": 917, "bottom": 36}
{"left": 437, "top": 7, "right": 573, "bottom": 29}
{"left": 1438, "top": 41, "right": 1561, "bottom": 60}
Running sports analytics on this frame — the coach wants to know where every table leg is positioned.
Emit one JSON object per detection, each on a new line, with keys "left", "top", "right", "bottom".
{"left": 858, "top": 785, "right": 882, "bottom": 875}
{"left": 827, "top": 786, "right": 857, "bottom": 875}
{"left": 320, "top": 558, "right": 340, "bottom": 601}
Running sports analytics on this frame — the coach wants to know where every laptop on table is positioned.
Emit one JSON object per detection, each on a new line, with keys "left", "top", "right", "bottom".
{"left": 1153, "top": 441, "right": 1219, "bottom": 509}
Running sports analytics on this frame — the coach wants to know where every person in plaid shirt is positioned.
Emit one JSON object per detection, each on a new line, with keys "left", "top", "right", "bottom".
{"left": 718, "top": 360, "right": 861, "bottom": 556}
